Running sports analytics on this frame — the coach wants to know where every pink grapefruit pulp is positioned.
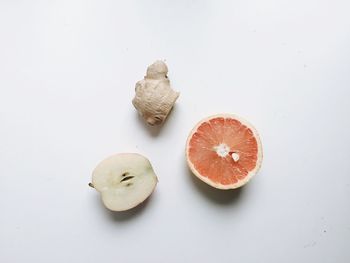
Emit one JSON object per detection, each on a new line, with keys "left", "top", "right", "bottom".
{"left": 186, "top": 114, "right": 263, "bottom": 189}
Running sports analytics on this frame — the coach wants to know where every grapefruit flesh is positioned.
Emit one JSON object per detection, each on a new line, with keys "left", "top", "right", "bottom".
{"left": 186, "top": 114, "right": 262, "bottom": 189}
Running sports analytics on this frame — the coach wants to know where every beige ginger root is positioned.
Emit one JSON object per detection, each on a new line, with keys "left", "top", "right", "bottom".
{"left": 132, "top": 60, "right": 180, "bottom": 126}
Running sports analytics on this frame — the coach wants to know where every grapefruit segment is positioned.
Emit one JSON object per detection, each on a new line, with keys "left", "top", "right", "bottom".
{"left": 186, "top": 114, "right": 263, "bottom": 190}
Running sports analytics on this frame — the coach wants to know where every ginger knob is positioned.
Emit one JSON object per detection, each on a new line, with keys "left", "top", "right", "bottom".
{"left": 132, "top": 60, "right": 180, "bottom": 126}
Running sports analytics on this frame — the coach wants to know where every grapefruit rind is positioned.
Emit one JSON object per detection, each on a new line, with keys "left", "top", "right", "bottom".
{"left": 186, "top": 114, "right": 263, "bottom": 190}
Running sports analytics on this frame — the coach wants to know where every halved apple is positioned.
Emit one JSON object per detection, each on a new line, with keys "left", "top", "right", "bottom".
{"left": 90, "top": 153, "right": 158, "bottom": 211}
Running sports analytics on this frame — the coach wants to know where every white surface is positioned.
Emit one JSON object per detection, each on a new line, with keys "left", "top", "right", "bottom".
{"left": 1, "top": 1, "right": 350, "bottom": 262}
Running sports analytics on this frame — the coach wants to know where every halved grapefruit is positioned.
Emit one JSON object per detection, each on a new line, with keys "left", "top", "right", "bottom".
{"left": 186, "top": 114, "right": 263, "bottom": 190}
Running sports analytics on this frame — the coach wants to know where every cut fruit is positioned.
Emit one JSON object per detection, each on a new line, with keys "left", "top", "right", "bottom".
{"left": 186, "top": 114, "right": 263, "bottom": 190}
{"left": 90, "top": 153, "right": 158, "bottom": 211}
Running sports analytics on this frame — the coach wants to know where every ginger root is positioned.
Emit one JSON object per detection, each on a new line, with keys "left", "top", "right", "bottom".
{"left": 132, "top": 60, "right": 180, "bottom": 126}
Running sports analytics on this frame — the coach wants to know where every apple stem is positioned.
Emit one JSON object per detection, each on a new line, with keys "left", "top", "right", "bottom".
{"left": 88, "top": 182, "right": 94, "bottom": 188}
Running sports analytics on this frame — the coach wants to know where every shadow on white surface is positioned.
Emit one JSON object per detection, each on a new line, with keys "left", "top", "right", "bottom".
{"left": 186, "top": 166, "right": 244, "bottom": 205}
{"left": 91, "top": 190, "right": 158, "bottom": 222}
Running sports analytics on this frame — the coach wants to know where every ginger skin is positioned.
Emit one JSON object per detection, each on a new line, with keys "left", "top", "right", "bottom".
{"left": 132, "top": 60, "right": 180, "bottom": 126}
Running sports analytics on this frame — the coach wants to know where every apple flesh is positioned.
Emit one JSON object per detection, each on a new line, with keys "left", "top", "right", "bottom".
{"left": 90, "top": 153, "right": 158, "bottom": 211}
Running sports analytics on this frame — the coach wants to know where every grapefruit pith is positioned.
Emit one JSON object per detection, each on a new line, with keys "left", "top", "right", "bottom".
{"left": 186, "top": 114, "right": 263, "bottom": 190}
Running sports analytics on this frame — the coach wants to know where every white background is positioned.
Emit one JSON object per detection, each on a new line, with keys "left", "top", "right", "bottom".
{"left": 1, "top": 1, "right": 350, "bottom": 262}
